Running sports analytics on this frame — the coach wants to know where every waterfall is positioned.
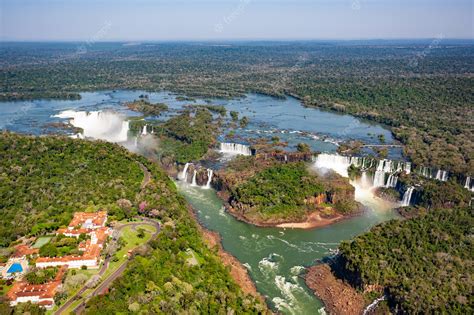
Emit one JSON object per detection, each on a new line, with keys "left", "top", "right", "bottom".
{"left": 54, "top": 110, "right": 130, "bottom": 143}
{"left": 360, "top": 171, "right": 372, "bottom": 189}
{"left": 372, "top": 160, "right": 387, "bottom": 187}
{"left": 363, "top": 296, "right": 386, "bottom": 315}
{"left": 419, "top": 166, "right": 432, "bottom": 178}
{"left": 179, "top": 163, "right": 191, "bottom": 181}
{"left": 191, "top": 170, "right": 197, "bottom": 186}
{"left": 205, "top": 169, "right": 213, "bottom": 189}
{"left": 385, "top": 174, "right": 398, "bottom": 188}
{"left": 141, "top": 124, "right": 147, "bottom": 136}
{"left": 220, "top": 142, "right": 252, "bottom": 156}
{"left": 134, "top": 136, "right": 138, "bottom": 147}
{"left": 313, "top": 154, "right": 352, "bottom": 177}
{"left": 405, "top": 162, "right": 411, "bottom": 174}
{"left": 434, "top": 169, "right": 449, "bottom": 181}
{"left": 401, "top": 187, "right": 415, "bottom": 207}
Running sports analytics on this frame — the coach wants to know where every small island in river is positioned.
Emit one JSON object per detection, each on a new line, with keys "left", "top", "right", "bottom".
{"left": 211, "top": 154, "right": 363, "bottom": 228}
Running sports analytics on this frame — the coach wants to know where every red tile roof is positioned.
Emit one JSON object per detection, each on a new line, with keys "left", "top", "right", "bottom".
{"left": 12, "top": 245, "right": 39, "bottom": 258}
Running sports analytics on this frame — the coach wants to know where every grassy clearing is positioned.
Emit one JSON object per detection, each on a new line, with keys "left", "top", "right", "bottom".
{"left": 32, "top": 236, "right": 53, "bottom": 248}
{"left": 102, "top": 223, "right": 156, "bottom": 279}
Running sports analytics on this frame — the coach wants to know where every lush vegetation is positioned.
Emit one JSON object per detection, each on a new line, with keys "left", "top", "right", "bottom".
{"left": 38, "top": 234, "right": 84, "bottom": 257}
{"left": 0, "top": 133, "right": 264, "bottom": 313}
{"left": 85, "top": 149, "right": 265, "bottom": 313}
{"left": 126, "top": 99, "right": 168, "bottom": 116}
{"left": 158, "top": 108, "right": 219, "bottom": 163}
{"left": 25, "top": 267, "right": 58, "bottom": 285}
{"left": 338, "top": 207, "right": 473, "bottom": 313}
{"left": 1, "top": 41, "right": 472, "bottom": 174}
{"left": 0, "top": 132, "right": 144, "bottom": 247}
{"left": 232, "top": 163, "right": 325, "bottom": 220}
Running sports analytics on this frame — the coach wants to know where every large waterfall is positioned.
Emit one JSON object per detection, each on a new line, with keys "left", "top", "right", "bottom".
{"left": 401, "top": 187, "right": 415, "bottom": 207}
{"left": 179, "top": 163, "right": 214, "bottom": 189}
{"left": 313, "top": 154, "right": 396, "bottom": 210}
{"left": 55, "top": 110, "right": 130, "bottom": 143}
{"left": 465, "top": 177, "right": 474, "bottom": 192}
{"left": 435, "top": 170, "right": 448, "bottom": 182}
{"left": 385, "top": 174, "right": 398, "bottom": 188}
{"left": 220, "top": 142, "right": 252, "bottom": 156}
{"left": 179, "top": 163, "right": 191, "bottom": 181}
{"left": 141, "top": 124, "right": 148, "bottom": 136}
{"left": 313, "top": 154, "right": 352, "bottom": 177}
{"left": 205, "top": 169, "right": 213, "bottom": 189}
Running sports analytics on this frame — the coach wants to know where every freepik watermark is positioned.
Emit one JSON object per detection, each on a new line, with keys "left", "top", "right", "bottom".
{"left": 351, "top": 0, "right": 361, "bottom": 10}
{"left": 408, "top": 34, "right": 444, "bottom": 67}
{"left": 76, "top": 21, "right": 112, "bottom": 55}
{"left": 214, "top": 0, "right": 252, "bottom": 33}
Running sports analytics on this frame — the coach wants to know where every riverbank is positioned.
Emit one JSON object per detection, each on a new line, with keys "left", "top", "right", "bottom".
{"left": 186, "top": 205, "right": 265, "bottom": 304}
{"left": 305, "top": 264, "right": 365, "bottom": 315}
{"left": 220, "top": 190, "right": 361, "bottom": 230}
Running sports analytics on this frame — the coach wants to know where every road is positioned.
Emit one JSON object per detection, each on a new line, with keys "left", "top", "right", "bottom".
{"left": 55, "top": 219, "right": 160, "bottom": 315}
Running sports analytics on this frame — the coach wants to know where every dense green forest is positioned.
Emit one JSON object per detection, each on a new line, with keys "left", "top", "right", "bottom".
{"left": 0, "top": 133, "right": 265, "bottom": 313}
{"left": 0, "top": 132, "right": 143, "bottom": 247}
{"left": 232, "top": 163, "right": 325, "bottom": 221}
{"left": 85, "top": 147, "right": 265, "bottom": 313}
{"left": 337, "top": 207, "right": 473, "bottom": 313}
{"left": 1, "top": 41, "right": 473, "bottom": 174}
{"left": 221, "top": 160, "right": 359, "bottom": 223}
{"left": 126, "top": 99, "right": 168, "bottom": 116}
{"left": 158, "top": 107, "right": 219, "bottom": 164}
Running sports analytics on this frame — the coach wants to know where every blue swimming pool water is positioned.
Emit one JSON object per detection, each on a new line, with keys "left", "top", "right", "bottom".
{"left": 7, "top": 263, "right": 23, "bottom": 273}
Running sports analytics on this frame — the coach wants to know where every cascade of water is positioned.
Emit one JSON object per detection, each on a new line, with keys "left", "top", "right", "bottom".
{"left": 401, "top": 187, "right": 415, "bottom": 207}
{"left": 464, "top": 177, "right": 474, "bottom": 192}
{"left": 205, "top": 169, "right": 213, "bottom": 189}
{"left": 179, "top": 163, "right": 191, "bottom": 181}
{"left": 191, "top": 170, "right": 197, "bottom": 186}
{"left": 360, "top": 171, "right": 372, "bottom": 189}
{"left": 141, "top": 125, "right": 147, "bottom": 136}
{"left": 372, "top": 160, "right": 386, "bottom": 187}
{"left": 313, "top": 154, "right": 352, "bottom": 177}
{"left": 219, "top": 143, "right": 252, "bottom": 156}
{"left": 134, "top": 136, "right": 138, "bottom": 147}
{"left": 54, "top": 110, "right": 130, "bottom": 143}
{"left": 385, "top": 174, "right": 398, "bottom": 188}
{"left": 465, "top": 177, "right": 471, "bottom": 189}
{"left": 405, "top": 162, "right": 411, "bottom": 174}
{"left": 434, "top": 169, "right": 449, "bottom": 182}
{"left": 363, "top": 296, "right": 387, "bottom": 315}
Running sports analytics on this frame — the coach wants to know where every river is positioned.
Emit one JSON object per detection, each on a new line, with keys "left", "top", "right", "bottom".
{"left": 0, "top": 90, "right": 400, "bottom": 314}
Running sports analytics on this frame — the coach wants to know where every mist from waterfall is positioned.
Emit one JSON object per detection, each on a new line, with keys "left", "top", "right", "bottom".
{"left": 54, "top": 110, "right": 130, "bottom": 143}
{"left": 313, "top": 154, "right": 396, "bottom": 211}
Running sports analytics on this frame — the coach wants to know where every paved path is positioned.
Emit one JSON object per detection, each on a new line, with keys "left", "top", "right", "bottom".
{"left": 55, "top": 219, "right": 160, "bottom": 315}
{"left": 138, "top": 162, "right": 152, "bottom": 189}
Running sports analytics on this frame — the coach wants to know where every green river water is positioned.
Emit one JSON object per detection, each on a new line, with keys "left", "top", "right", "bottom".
{"left": 177, "top": 181, "right": 398, "bottom": 314}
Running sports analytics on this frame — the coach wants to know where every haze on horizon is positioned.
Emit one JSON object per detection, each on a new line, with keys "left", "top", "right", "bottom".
{"left": 0, "top": 0, "right": 473, "bottom": 41}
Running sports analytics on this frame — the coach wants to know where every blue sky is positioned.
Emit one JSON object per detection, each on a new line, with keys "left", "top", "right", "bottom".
{"left": 1, "top": 0, "right": 472, "bottom": 40}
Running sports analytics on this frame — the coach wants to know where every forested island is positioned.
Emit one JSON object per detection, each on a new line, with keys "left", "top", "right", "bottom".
{"left": 213, "top": 156, "right": 361, "bottom": 228}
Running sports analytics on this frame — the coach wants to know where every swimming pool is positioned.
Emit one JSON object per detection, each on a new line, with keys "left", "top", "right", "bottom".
{"left": 7, "top": 263, "right": 23, "bottom": 274}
